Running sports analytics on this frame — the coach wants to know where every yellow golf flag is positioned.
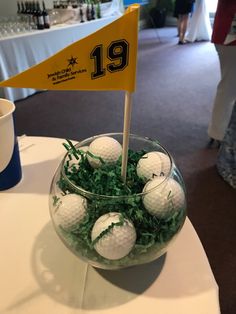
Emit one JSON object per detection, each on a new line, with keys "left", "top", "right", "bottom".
{"left": 0, "top": 5, "right": 140, "bottom": 92}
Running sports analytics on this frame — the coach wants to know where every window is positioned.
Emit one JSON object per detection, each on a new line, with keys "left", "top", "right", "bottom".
{"left": 206, "top": 0, "right": 217, "bottom": 13}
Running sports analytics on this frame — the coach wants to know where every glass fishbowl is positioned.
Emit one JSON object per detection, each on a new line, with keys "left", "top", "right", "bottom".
{"left": 49, "top": 133, "right": 187, "bottom": 270}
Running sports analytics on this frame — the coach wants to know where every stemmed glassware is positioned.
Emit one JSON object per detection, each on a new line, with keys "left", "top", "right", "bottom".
{"left": 0, "top": 15, "right": 34, "bottom": 38}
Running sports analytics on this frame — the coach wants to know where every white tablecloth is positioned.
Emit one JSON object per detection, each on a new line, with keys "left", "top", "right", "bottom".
{"left": 0, "top": 136, "right": 221, "bottom": 314}
{"left": 0, "top": 16, "right": 118, "bottom": 102}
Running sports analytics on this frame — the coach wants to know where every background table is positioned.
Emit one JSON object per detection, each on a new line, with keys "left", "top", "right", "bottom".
{"left": 0, "top": 16, "right": 118, "bottom": 102}
{"left": 0, "top": 136, "right": 221, "bottom": 314}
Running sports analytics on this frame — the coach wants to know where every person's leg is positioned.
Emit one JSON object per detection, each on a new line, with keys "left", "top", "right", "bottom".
{"left": 216, "top": 103, "right": 236, "bottom": 187}
{"left": 178, "top": 15, "right": 184, "bottom": 43}
{"left": 208, "top": 45, "right": 236, "bottom": 141}
{"left": 182, "top": 14, "right": 189, "bottom": 40}
{"left": 179, "top": 14, "right": 189, "bottom": 43}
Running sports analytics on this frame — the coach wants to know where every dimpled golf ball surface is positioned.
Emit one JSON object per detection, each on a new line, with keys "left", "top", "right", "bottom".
{"left": 91, "top": 212, "right": 136, "bottom": 260}
{"left": 87, "top": 136, "right": 122, "bottom": 168}
{"left": 143, "top": 177, "right": 185, "bottom": 218}
{"left": 56, "top": 194, "right": 87, "bottom": 231}
{"left": 137, "top": 151, "right": 171, "bottom": 182}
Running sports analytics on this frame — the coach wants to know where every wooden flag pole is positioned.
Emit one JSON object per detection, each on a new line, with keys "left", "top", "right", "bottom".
{"left": 121, "top": 91, "right": 133, "bottom": 183}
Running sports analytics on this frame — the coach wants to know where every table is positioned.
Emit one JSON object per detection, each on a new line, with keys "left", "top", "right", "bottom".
{"left": 0, "top": 16, "right": 118, "bottom": 102}
{"left": 0, "top": 136, "right": 221, "bottom": 314}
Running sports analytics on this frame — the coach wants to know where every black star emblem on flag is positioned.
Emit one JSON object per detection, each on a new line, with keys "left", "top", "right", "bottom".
{"left": 67, "top": 56, "right": 78, "bottom": 67}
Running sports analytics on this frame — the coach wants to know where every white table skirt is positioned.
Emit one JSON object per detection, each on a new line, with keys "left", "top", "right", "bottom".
{"left": 0, "top": 136, "right": 221, "bottom": 314}
{"left": 0, "top": 16, "right": 118, "bottom": 102}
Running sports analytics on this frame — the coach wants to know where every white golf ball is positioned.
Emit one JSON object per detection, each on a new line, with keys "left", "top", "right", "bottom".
{"left": 65, "top": 146, "right": 89, "bottom": 170}
{"left": 87, "top": 136, "right": 122, "bottom": 168}
{"left": 91, "top": 212, "right": 136, "bottom": 260}
{"left": 137, "top": 151, "right": 171, "bottom": 182}
{"left": 56, "top": 193, "right": 87, "bottom": 231}
{"left": 142, "top": 177, "right": 185, "bottom": 218}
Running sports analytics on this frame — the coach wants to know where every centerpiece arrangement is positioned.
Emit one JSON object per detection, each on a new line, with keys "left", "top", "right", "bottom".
{"left": 49, "top": 133, "right": 186, "bottom": 269}
{"left": 0, "top": 4, "right": 187, "bottom": 270}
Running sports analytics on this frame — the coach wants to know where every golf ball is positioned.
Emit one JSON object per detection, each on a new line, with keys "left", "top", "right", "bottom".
{"left": 91, "top": 212, "right": 136, "bottom": 260}
{"left": 55, "top": 193, "right": 87, "bottom": 231}
{"left": 142, "top": 177, "right": 185, "bottom": 218}
{"left": 137, "top": 151, "right": 171, "bottom": 182}
{"left": 87, "top": 136, "right": 122, "bottom": 168}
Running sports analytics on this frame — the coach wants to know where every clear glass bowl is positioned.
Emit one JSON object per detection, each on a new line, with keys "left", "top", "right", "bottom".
{"left": 49, "top": 133, "right": 187, "bottom": 270}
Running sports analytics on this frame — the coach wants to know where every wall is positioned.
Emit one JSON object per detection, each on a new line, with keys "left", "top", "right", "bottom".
{"left": 0, "top": 0, "right": 53, "bottom": 16}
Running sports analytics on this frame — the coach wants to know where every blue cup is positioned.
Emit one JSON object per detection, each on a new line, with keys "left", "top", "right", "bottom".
{"left": 0, "top": 98, "right": 22, "bottom": 191}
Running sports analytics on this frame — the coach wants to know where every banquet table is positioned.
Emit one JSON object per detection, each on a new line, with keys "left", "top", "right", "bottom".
{"left": 0, "top": 135, "right": 221, "bottom": 314}
{"left": 0, "top": 16, "right": 118, "bottom": 102}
